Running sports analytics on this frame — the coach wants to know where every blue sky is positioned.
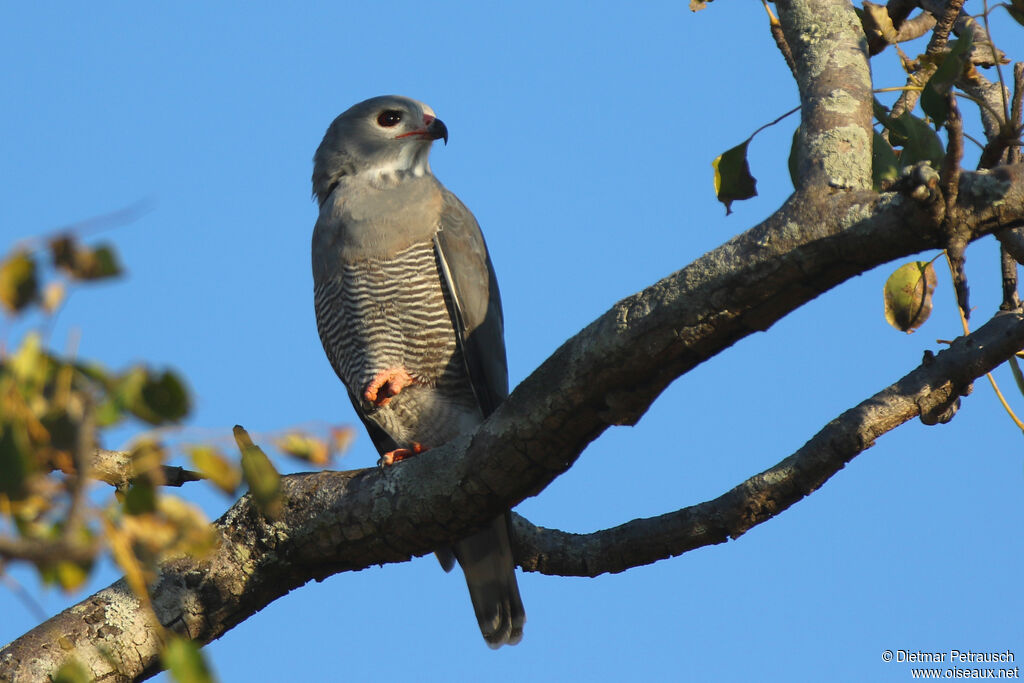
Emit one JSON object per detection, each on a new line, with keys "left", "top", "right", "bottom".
{"left": 1, "top": 2, "right": 1021, "bottom": 681}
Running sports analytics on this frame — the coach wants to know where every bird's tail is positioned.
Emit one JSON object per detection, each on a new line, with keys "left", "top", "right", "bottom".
{"left": 453, "top": 514, "right": 525, "bottom": 648}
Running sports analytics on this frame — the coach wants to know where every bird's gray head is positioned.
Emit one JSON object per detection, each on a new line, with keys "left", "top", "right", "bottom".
{"left": 312, "top": 95, "right": 449, "bottom": 205}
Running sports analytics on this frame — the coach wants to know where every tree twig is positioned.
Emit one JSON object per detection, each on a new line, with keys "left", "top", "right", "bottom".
{"left": 1000, "top": 245, "right": 1020, "bottom": 310}
{"left": 87, "top": 449, "right": 203, "bottom": 490}
{"left": 762, "top": 0, "right": 797, "bottom": 78}
{"left": 926, "top": 0, "right": 965, "bottom": 56}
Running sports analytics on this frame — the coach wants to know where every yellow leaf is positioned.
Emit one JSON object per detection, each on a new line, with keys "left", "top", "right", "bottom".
{"left": 186, "top": 445, "right": 240, "bottom": 495}
{"left": 331, "top": 426, "right": 355, "bottom": 455}
{"left": 274, "top": 432, "right": 330, "bottom": 466}
{"left": 129, "top": 439, "right": 168, "bottom": 485}
{"left": 42, "top": 281, "right": 66, "bottom": 314}
{"left": 884, "top": 261, "right": 938, "bottom": 333}
{"left": 9, "top": 332, "right": 47, "bottom": 385}
{"left": 0, "top": 250, "right": 39, "bottom": 314}
{"left": 104, "top": 517, "right": 154, "bottom": 603}
{"left": 862, "top": 1, "right": 898, "bottom": 44}
{"left": 234, "top": 426, "right": 281, "bottom": 519}
{"left": 163, "top": 636, "right": 216, "bottom": 683}
{"left": 118, "top": 495, "right": 216, "bottom": 564}
{"left": 54, "top": 560, "right": 90, "bottom": 592}
{"left": 157, "top": 496, "right": 217, "bottom": 560}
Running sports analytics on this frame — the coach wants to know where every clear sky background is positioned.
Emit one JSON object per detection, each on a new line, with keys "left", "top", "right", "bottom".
{"left": 1, "top": 2, "right": 1021, "bottom": 681}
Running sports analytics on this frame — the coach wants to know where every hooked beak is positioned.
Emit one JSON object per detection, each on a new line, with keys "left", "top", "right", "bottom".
{"left": 396, "top": 114, "right": 448, "bottom": 145}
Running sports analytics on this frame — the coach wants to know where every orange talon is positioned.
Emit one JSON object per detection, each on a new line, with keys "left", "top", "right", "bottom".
{"left": 378, "top": 442, "right": 426, "bottom": 467}
{"left": 364, "top": 367, "right": 414, "bottom": 407}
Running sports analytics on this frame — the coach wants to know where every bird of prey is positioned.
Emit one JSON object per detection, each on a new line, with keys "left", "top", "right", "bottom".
{"left": 311, "top": 95, "right": 525, "bottom": 647}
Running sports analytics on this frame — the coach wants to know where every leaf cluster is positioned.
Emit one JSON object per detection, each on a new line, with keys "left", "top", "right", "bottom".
{"left": 0, "top": 231, "right": 353, "bottom": 681}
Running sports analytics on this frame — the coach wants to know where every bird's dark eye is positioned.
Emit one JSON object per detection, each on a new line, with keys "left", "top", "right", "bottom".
{"left": 377, "top": 110, "right": 403, "bottom": 127}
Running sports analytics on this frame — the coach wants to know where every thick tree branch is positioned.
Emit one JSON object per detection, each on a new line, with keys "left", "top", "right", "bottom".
{"left": 777, "top": 0, "right": 873, "bottom": 189}
{"left": 509, "top": 309, "right": 1024, "bottom": 576}
{"left": 3, "top": 164, "right": 1024, "bottom": 681}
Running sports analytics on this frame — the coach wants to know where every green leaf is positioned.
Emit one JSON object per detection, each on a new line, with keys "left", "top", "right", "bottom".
{"left": 162, "top": 636, "right": 216, "bottom": 683}
{"left": 873, "top": 97, "right": 894, "bottom": 128}
{"left": 712, "top": 139, "right": 757, "bottom": 215}
{"left": 52, "top": 560, "right": 92, "bottom": 592}
{"left": 1008, "top": 0, "right": 1024, "bottom": 27}
{"left": 120, "top": 367, "right": 190, "bottom": 425}
{"left": 872, "top": 130, "right": 901, "bottom": 191}
{"left": 138, "top": 370, "right": 190, "bottom": 423}
{"left": 124, "top": 478, "right": 158, "bottom": 515}
{"left": 10, "top": 331, "right": 54, "bottom": 389}
{"left": 82, "top": 363, "right": 189, "bottom": 426}
{"left": 83, "top": 361, "right": 123, "bottom": 427}
{"left": 235, "top": 425, "right": 281, "bottom": 519}
{"left": 0, "top": 420, "right": 32, "bottom": 499}
{"left": 920, "top": 28, "right": 974, "bottom": 129}
{"left": 0, "top": 250, "right": 39, "bottom": 314}
{"left": 94, "top": 398, "right": 127, "bottom": 428}
{"left": 888, "top": 113, "right": 944, "bottom": 169}
{"left": 75, "top": 243, "right": 123, "bottom": 281}
{"left": 51, "top": 659, "right": 93, "bottom": 683}
{"left": 51, "top": 235, "right": 124, "bottom": 281}
{"left": 100, "top": 367, "right": 145, "bottom": 427}
{"left": 50, "top": 235, "right": 78, "bottom": 272}
{"left": 884, "top": 261, "right": 938, "bottom": 333}
{"left": 72, "top": 360, "right": 111, "bottom": 385}
{"left": 787, "top": 127, "right": 800, "bottom": 191}
{"left": 39, "top": 524, "right": 96, "bottom": 590}
{"left": 40, "top": 407, "right": 80, "bottom": 455}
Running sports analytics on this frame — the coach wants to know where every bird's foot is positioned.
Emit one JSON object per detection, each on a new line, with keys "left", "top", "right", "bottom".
{"left": 364, "top": 367, "right": 414, "bottom": 407}
{"left": 378, "top": 442, "right": 426, "bottom": 467}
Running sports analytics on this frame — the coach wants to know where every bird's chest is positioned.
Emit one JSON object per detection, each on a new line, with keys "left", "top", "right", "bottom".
{"left": 337, "top": 240, "right": 459, "bottom": 377}
{"left": 315, "top": 240, "right": 480, "bottom": 446}
{"left": 316, "top": 239, "right": 477, "bottom": 402}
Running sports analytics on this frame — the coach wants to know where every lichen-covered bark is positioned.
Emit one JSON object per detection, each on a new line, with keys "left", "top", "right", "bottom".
{"left": 777, "top": 0, "right": 874, "bottom": 190}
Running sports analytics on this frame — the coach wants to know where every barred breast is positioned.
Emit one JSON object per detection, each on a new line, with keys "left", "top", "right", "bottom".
{"left": 314, "top": 239, "right": 481, "bottom": 447}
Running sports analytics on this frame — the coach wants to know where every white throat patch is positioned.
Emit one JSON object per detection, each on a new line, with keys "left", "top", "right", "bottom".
{"left": 365, "top": 143, "right": 432, "bottom": 185}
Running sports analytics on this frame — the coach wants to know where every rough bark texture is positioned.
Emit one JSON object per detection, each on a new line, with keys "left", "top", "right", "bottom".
{"left": 3, "top": 0, "right": 1024, "bottom": 680}
{"left": 777, "top": 0, "right": 873, "bottom": 190}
